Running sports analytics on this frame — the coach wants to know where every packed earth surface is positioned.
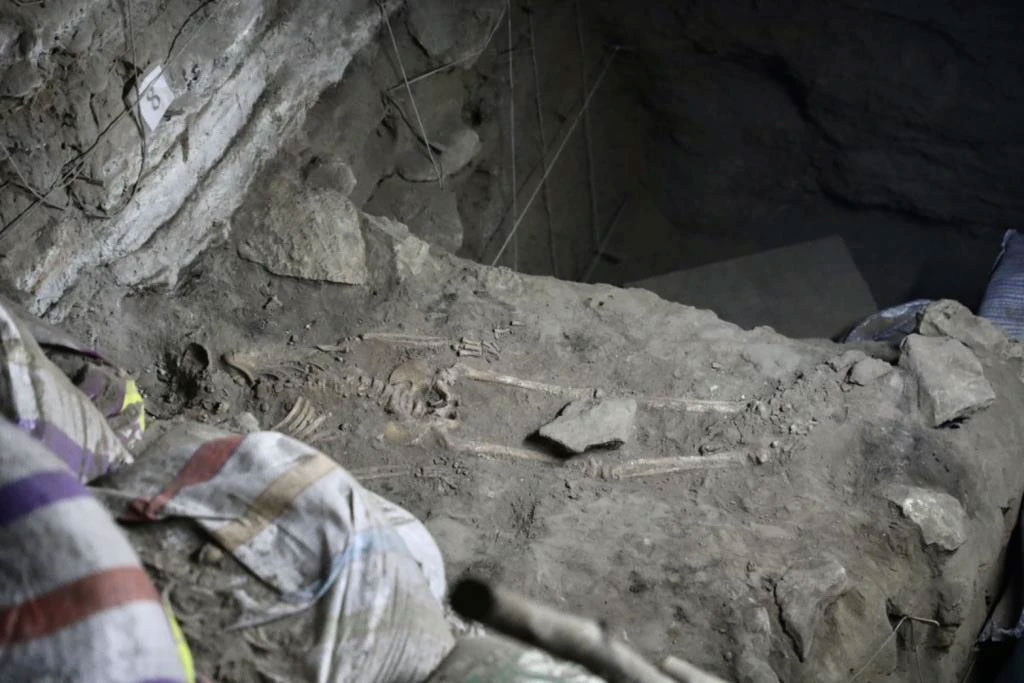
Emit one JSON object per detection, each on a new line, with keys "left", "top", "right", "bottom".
{"left": 5, "top": 1, "right": 1024, "bottom": 682}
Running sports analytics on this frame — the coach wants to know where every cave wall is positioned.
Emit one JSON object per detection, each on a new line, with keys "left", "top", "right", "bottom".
{"left": 0, "top": 0, "right": 394, "bottom": 314}
{"left": 3, "top": 0, "right": 1024, "bottom": 315}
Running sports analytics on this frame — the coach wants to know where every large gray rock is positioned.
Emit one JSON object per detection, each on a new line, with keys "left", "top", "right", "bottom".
{"left": 397, "top": 128, "right": 482, "bottom": 183}
{"left": 899, "top": 334, "right": 996, "bottom": 426}
{"left": 406, "top": 0, "right": 504, "bottom": 67}
{"left": 775, "top": 558, "right": 850, "bottom": 661}
{"left": 237, "top": 186, "right": 368, "bottom": 284}
{"left": 365, "top": 176, "right": 464, "bottom": 253}
{"left": 918, "top": 300, "right": 1008, "bottom": 354}
{"left": 884, "top": 485, "right": 967, "bottom": 552}
{"left": 538, "top": 398, "right": 637, "bottom": 454}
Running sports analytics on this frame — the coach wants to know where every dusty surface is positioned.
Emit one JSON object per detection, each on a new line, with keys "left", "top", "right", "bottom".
{"left": 48, "top": 198, "right": 1024, "bottom": 682}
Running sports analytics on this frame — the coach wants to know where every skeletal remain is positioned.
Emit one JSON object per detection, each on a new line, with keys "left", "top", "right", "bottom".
{"left": 271, "top": 397, "right": 331, "bottom": 443}
{"left": 441, "top": 433, "right": 559, "bottom": 464}
{"left": 359, "top": 332, "right": 448, "bottom": 348}
{"left": 453, "top": 363, "right": 746, "bottom": 414}
{"left": 580, "top": 451, "right": 749, "bottom": 480}
{"left": 494, "top": 327, "right": 512, "bottom": 338}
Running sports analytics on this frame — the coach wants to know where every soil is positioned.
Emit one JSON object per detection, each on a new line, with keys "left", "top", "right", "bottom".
{"left": 55, "top": 204, "right": 1024, "bottom": 682}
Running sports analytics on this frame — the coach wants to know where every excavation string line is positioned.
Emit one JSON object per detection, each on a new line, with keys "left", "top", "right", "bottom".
{"left": 506, "top": 0, "right": 517, "bottom": 270}
{"left": 846, "top": 615, "right": 939, "bottom": 683}
{"left": 0, "top": 0, "right": 218, "bottom": 237}
{"left": 490, "top": 46, "right": 618, "bottom": 267}
{"left": 377, "top": 1, "right": 444, "bottom": 188}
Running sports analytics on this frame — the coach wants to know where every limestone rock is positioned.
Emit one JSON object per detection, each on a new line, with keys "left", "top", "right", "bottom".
{"left": 365, "top": 176, "right": 464, "bottom": 253}
{"left": 406, "top": 0, "right": 504, "bottom": 67}
{"left": 238, "top": 188, "right": 368, "bottom": 284}
{"left": 398, "top": 128, "right": 482, "bottom": 183}
{"left": 775, "top": 557, "right": 850, "bottom": 661}
{"left": 303, "top": 157, "right": 357, "bottom": 197}
{"left": 918, "top": 299, "right": 1007, "bottom": 354}
{"left": 847, "top": 357, "right": 892, "bottom": 386}
{"left": 885, "top": 485, "right": 967, "bottom": 552}
{"left": 899, "top": 334, "right": 996, "bottom": 426}
{"left": 735, "top": 651, "right": 780, "bottom": 683}
{"left": 538, "top": 398, "right": 638, "bottom": 454}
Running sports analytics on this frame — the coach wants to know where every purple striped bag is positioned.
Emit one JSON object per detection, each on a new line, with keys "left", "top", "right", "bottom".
{"left": 0, "top": 302, "right": 134, "bottom": 482}
{"left": 0, "top": 418, "right": 191, "bottom": 681}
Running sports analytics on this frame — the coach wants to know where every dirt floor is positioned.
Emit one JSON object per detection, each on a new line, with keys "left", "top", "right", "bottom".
{"left": 44, "top": 190, "right": 1024, "bottom": 682}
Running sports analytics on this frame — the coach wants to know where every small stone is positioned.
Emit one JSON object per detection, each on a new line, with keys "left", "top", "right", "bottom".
{"left": 753, "top": 449, "right": 772, "bottom": 465}
{"left": 303, "top": 156, "right": 357, "bottom": 196}
{"left": 711, "top": 361, "right": 723, "bottom": 370}
{"left": 397, "top": 128, "right": 482, "bottom": 182}
{"left": 538, "top": 398, "right": 638, "bottom": 454}
{"left": 774, "top": 557, "right": 850, "bottom": 661}
{"left": 230, "top": 412, "right": 261, "bottom": 434}
{"left": 847, "top": 357, "right": 892, "bottom": 386}
{"left": 769, "top": 440, "right": 780, "bottom": 449}
{"left": 884, "top": 484, "right": 967, "bottom": 551}
{"left": 899, "top": 334, "right": 996, "bottom": 426}
{"left": 195, "top": 543, "right": 224, "bottom": 565}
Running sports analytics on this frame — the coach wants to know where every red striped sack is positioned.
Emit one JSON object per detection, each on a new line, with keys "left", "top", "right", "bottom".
{"left": 0, "top": 418, "right": 190, "bottom": 681}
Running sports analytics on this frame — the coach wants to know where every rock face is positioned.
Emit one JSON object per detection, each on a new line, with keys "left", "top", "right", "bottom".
{"left": 538, "top": 398, "right": 637, "bottom": 454}
{"left": 775, "top": 558, "right": 851, "bottom": 661}
{"left": 899, "top": 334, "right": 996, "bottom": 426}
{"left": 237, "top": 187, "right": 368, "bottom": 284}
{"left": 885, "top": 485, "right": 967, "bottom": 552}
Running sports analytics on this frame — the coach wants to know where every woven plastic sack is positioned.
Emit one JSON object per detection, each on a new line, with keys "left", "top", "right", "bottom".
{"left": 0, "top": 303, "right": 134, "bottom": 482}
{"left": 427, "top": 635, "right": 605, "bottom": 682}
{"left": 980, "top": 229, "right": 1024, "bottom": 340}
{"left": 125, "top": 424, "right": 453, "bottom": 683}
{"left": 843, "top": 299, "right": 932, "bottom": 344}
{"left": 0, "top": 418, "right": 192, "bottom": 681}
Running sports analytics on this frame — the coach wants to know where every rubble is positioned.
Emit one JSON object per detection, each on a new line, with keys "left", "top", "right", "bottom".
{"left": 899, "top": 334, "right": 997, "bottom": 426}
{"left": 538, "top": 397, "right": 638, "bottom": 454}
{"left": 238, "top": 187, "right": 368, "bottom": 284}
{"left": 846, "top": 357, "right": 892, "bottom": 386}
{"left": 885, "top": 485, "right": 967, "bottom": 552}
{"left": 918, "top": 299, "right": 1009, "bottom": 354}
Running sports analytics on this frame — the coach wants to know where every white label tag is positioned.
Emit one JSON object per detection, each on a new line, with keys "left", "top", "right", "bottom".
{"left": 136, "top": 65, "right": 174, "bottom": 133}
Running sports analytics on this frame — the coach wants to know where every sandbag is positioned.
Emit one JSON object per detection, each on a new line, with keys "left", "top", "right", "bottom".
{"left": 124, "top": 423, "right": 454, "bottom": 683}
{"left": 980, "top": 229, "right": 1024, "bottom": 340}
{"left": 0, "top": 418, "right": 192, "bottom": 681}
{"left": 0, "top": 303, "right": 134, "bottom": 481}
{"left": 427, "top": 635, "right": 605, "bottom": 682}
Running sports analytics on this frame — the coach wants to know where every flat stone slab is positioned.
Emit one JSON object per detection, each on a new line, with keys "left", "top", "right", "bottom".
{"left": 538, "top": 398, "right": 637, "bottom": 454}
{"left": 899, "top": 334, "right": 996, "bottom": 426}
{"left": 885, "top": 485, "right": 967, "bottom": 552}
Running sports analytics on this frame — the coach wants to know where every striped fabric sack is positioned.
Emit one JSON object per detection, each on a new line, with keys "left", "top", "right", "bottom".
{"left": 0, "top": 302, "right": 135, "bottom": 482}
{"left": 980, "top": 229, "right": 1024, "bottom": 340}
{"left": 0, "top": 418, "right": 192, "bottom": 682}
{"left": 125, "top": 424, "right": 454, "bottom": 683}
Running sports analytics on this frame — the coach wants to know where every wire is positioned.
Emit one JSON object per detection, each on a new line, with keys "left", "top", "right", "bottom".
{"left": 490, "top": 47, "right": 618, "bottom": 267}
{"left": 377, "top": 1, "right": 444, "bottom": 187}
{"left": 527, "top": 7, "right": 557, "bottom": 277}
{"left": 507, "top": 0, "right": 517, "bottom": 270}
